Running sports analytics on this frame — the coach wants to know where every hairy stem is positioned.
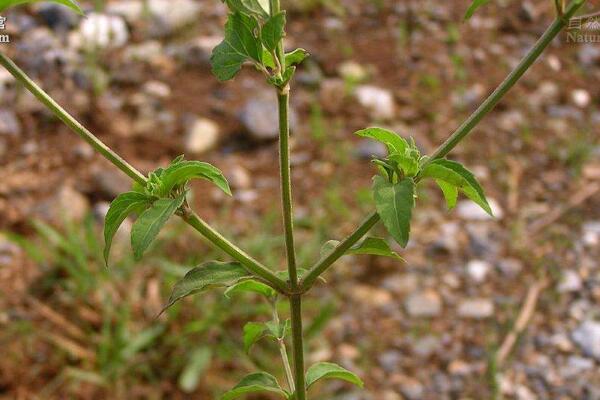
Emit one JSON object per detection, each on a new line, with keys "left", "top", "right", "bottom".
{"left": 0, "top": 51, "right": 287, "bottom": 293}
{"left": 302, "top": 0, "right": 586, "bottom": 291}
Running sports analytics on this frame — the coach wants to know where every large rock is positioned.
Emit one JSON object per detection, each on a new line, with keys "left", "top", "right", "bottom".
{"left": 572, "top": 321, "right": 600, "bottom": 361}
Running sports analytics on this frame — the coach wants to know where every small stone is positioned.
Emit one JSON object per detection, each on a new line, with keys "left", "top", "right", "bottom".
{"left": 38, "top": 3, "right": 79, "bottom": 31}
{"left": 123, "top": 41, "right": 164, "bottom": 64}
{"left": 582, "top": 221, "right": 600, "bottom": 246}
{"left": 355, "top": 85, "right": 395, "bottom": 120}
{"left": 457, "top": 198, "right": 503, "bottom": 220}
{"left": 0, "top": 109, "right": 21, "bottom": 137}
{"left": 143, "top": 81, "right": 171, "bottom": 99}
{"left": 497, "top": 258, "right": 523, "bottom": 278}
{"left": 338, "top": 61, "right": 368, "bottom": 83}
{"left": 448, "top": 359, "right": 472, "bottom": 376}
{"left": 457, "top": 298, "right": 494, "bottom": 319}
{"left": 561, "top": 356, "right": 595, "bottom": 378}
{"left": 93, "top": 169, "right": 131, "bottom": 198}
{"left": 498, "top": 110, "right": 525, "bottom": 132}
{"left": 106, "top": 0, "right": 144, "bottom": 23}
{"left": 147, "top": 0, "right": 202, "bottom": 37}
{"left": 571, "top": 89, "right": 591, "bottom": 108}
{"left": 412, "top": 335, "right": 440, "bottom": 358}
{"left": 558, "top": 270, "right": 583, "bottom": 293}
{"left": 227, "top": 165, "right": 252, "bottom": 189}
{"left": 170, "top": 36, "right": 222, "bottom": 66}
{"left": 35, "top": 186, "right": 89, "bottom": 223}
{"left": 578, "top": 44, "right": 600, "bottom": 67}
{"left": 240, "top": 94, "right": 298, "bottom": 140}
{"left": 572, "top": 321, "right": 600, "bottom": 361}
{"left": 184, "top": 118, "right": 220, "bottom": 154}
{"left": 466, "top": 259, "right": 492, "bottom": 283}
{"left": 379, "top": 350, "right": 402, "bottom": 372}
{"left": 529, "top": 81, "right": 559, "bottom": 108}
{"left": 397, "top": 376, "right": 424, "bottom": 400}
{"left": 78, "top": 13, "right": 129, "bottom": 49}
{"left": 355, "top": 139, "right": 387, "bottom": 160}
{"left": 453, "top": 83, "right": 486, "bottom": 109}
{"left": 405, "top": 290, "right": 442, "bottom": 318}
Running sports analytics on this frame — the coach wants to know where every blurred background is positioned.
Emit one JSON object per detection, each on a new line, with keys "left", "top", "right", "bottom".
{"left": 0, "top": 0, "right": 599, "bottom": 398}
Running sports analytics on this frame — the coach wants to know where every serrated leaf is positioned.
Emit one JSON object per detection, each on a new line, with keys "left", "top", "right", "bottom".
{"left": 158, "top": 160, "right": 231, "bottom": 196}
{"left": 103, "top": 192, "right": 152, "bottom": 266}
{"left": 179, "top": 347, "right": 212, "bottom": 393}
{"left": 0, "top": 0, "right": 83, "bottom": 14}
{"left": 224, "top": 0, "right": 269, "bottom": 18}
{"left": 211, "top": 12, "right": 262, "bottom": 81}
{"left": 435, "top": 179, "right": 458, "bottom": 210}
{"left": 261, "top": 12, "right": 286, "bottom": 51}
{"left": 355, "top": 127, "right": 409, "bottom": 155}
{"left": 131, "top": 194, "right": 186, "bottom": 260}
{"left": 306, "top": 362, "right": 364, "bottom": 389}
{"left": 464, "top": 0, "right": 490, "bottom": 19}
{"left": 422, "top": 159, "right": 492, "bottom": 216}
{"left": 161, "top": 261, "right": 251, "bottom": 313}
{"left": 221, "top": 372, "right": 287, "bottom": 400}
{"left": 373, "top": 176, "right": 415, "bottom": 248}
{"left": 285, "top": 48, "right": 309, "bottom": 66}
{"left": 243, "top": 322, "right": 268, "bottom": 354}
{"left": 224, "top": 279, "right": 277, "bottom": 299}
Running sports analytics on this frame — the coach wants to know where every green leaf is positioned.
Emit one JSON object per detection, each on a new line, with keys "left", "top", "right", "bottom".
{"left": 159, "top": 160, "right": 231, "bottom": 196}
{"left": 321, "top": 237, "right": 402, "bottom": 260}
{"left": 349, "top": 237, "right": 403, "bottom": 260}
{"left": 388, "top": 152, "right": 419, "bottom": 177}
{"left": 355, "top": 127, "right": 409, "bottom": 155}
{"left": 162, "top": 261, "right": 251, "bottom": 313}
{"left": 265, "top": 319, "right": 290, "bottom": 339}
{"left": 0, "top": 0, "right": 83, "bottom": 14}
{"left": 243, "top": 322, "right": 268, "bottom": 354}
{"left": 224, "top": 279, "right": 277, "bottom": 299}
{"left": 221, "top": 372, "right": 287, "bottom": 400}
{"left": 372, "top": 176, "right": 415, "bottom": 248}
{"left": 211, "top": 12, "right": 262, "bottom": 81}
{"left": 131, "top": 194, "right": 186, "bottom": 260}
{"left": 261, "top": 12, "right": 286, "bottom": 52}
{"left": 179, "top": 347, "right": 212, "bottom": 393}
{"left": 435, "top": 179, "right": 458, "bottom": 210}
{"left": 285, "top": 48, "right": 309, "bottom": 66}
{"left": 103, "top": 192, "right": 152, "bottom": 266}
{"left": 464, "top": 0, "right": 490, "bottom": 19}
{"left": 306, "top": 362, "right": 364, "bottom": 389}
{"left": 224, "top": 0, "right": 269, "bottom": 18}
{"left": 422, "top": 159, "right": 492, "bottom": 216}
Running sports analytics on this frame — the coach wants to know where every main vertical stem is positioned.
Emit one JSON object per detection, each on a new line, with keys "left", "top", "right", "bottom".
{"left": 278, "top": 89, "right": 306, "bottom": 400}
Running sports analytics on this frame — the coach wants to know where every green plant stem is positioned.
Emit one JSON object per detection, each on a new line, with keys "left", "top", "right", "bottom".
{"left": 301, "top": 0, "right": 586, "bottom": 292}
{"left": 271, "top": 301, "right": 295, "bottom": 393}
{"left": 289, "top": 295, "right": 306, "bottom": 400}
{"left": 301, "top": 211, "right": 380, "bottom": 289}
{"left": 422, "top": 0, "right": 585, "bottom": 166}
{"left": 0, "top": 52, "right": 146, "bottom": 186}
{"left": 0, "top": 50, "right": 288, "bottom": 294}
{"left": 182, "top": 210, "right": 288, "bottom": 293}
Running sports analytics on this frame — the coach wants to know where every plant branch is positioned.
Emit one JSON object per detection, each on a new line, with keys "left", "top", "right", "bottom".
{"left": 0, "top": 52, "right": 147, "bottom": 185}
{"left": 271, "top": 301, "right": 295, "bottom": 393}
{"left": 301, "top": 211, "right": 380, "bottom": 290}
{"left": 421, "top": 0, "right": 586, "bottom": 168}
{"left": 289, "top": 295, "right": 306, "bottom": 400}
{"left": 301, "top": 0, "right": 587, "bottom": 291}
{"left": 0, "top": 51, "right": 288, "bottom": 294}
